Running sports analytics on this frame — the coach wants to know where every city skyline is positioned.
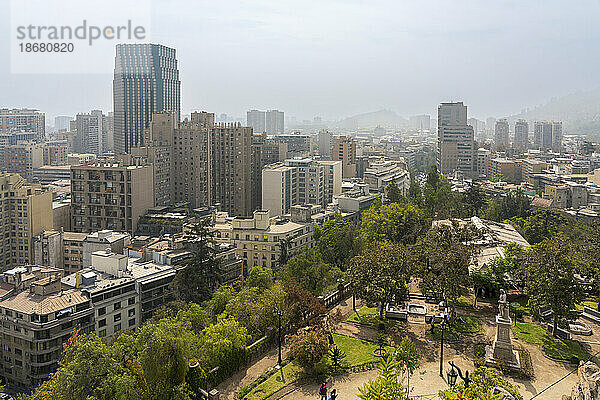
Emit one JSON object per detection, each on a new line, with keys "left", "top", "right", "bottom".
{"left": 2, "top": 1, "right": 600, "bottom": 121}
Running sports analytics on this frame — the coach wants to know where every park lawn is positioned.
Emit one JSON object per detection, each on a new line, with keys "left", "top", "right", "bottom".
{"left": 575, "top": 301, "right": 598, "bottom": 312}
{"left": 450, "top": 295, "right": 473, "bottom": 308}
{"left": 513, "top": 322, "right": 589, "bottom": 361}
{"left": 426, "top": 316, "right": 481, "bottom": 343}
{"left": 332, "top": 333, "right": 395, "bottom": 366}
{"left": 346, "top": 306, "right": 404, "bottom": 331}
{"left": 244, "top": 362, "right": 303, "bottom": 400}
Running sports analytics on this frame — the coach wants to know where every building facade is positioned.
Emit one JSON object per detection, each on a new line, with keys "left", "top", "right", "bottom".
{"left": 0, "top": 109, "right": 45, "bottom": 142}
{"left": 437, "top": 102, "right": 475, "bottom": 177}
{"left": 0, "top": 173, "right": 53, "bottom": 270}
{"left": 70, "top": 163, "right": 154, "bottom": 234}
{"left": 113, "top": 44, "right": 180, "bottom": 154}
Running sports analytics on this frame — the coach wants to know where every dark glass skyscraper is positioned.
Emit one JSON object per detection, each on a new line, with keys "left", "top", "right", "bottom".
{"left": 113, "top": 44, "right": 180, "bottom": 154}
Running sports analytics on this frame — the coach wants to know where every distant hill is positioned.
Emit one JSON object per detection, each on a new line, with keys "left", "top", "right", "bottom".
{"left": 337, "top": 109, "right": 408, "bottom": 129}
{"left": 511, "top": 89, "right": 600, "bottom": 137}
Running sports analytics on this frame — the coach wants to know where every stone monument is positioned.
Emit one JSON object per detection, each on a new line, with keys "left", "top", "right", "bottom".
{"left": 486, "top": 289, "right": 521, "bottom": 370}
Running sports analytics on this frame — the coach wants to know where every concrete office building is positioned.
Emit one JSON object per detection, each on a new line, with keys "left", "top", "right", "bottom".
{"left": 514, "top": 120, "right": 529, "bottom": 151}
{"left": 70, "top": 163, "right": 154, "bottom": 234}
{"left": 363, "top": 159, "right": 410, "bottom": 193}
{"left": 437, "top": 102, "right": 475, "bottom": 177}
{"left": 494, "top": 119, "right": 510, "bottom": 149}
{"left": 0, "top": 109, "right": 45, "bottom": 141}
{"left": 332, "top": 136, "right": 357, "bottom": 178}
{"left": 113, "top": 44, "right": 180, "bottom": 154}
{"left": 0, "top": 173, "right": 53, "bottom": 270}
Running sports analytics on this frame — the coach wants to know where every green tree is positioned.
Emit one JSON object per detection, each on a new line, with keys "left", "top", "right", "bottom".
{"left": 423, "top": 166, "right": 456, "bottom": 218}
{"left": 394, "top": 337, "right": 420, "bottom": 396}
{"left": 136, "top": 319, "right": 198, "bottom": 399}
{"left": 24, "top": 331, "right": 150, "bottom": 400}
{"left": 173, "top": 220, "right": 222, "bottom": 303}
{"left": 285, "top": 281, "right": 327, "bottom": 324}
{"left": 328, "top": 345, "right": 347, "bottom": 372}
{"left": 509, "top": 209, "right": 568, "bottom": 244}
{"left": 386, "top": 182, "right": 404, "bottom": 203}
{"left": 277, "top": 237, "right": 293, "bottom": 268}
{"left": 288, "top": 329, "right": 329, "bottom": 374}
{"left": 520, "top": 234, "right": 585, "bottom": 336}
{"left": 359, "top": 202, "right": 428, "bottom": 245}
{"left": 462, "top": 184, "right": 487, "bottom": 216}
{"left": 407, "top": 178, "right": 423, "bottom": 207}
{"left": 281, "top": 249, "right": 341, "bottom": 295}
{"left": 418, "top": 222, "right": 479, "bottom": 320}
{"left": 483, "top": 189, "right": 531, "bottom": 222}
{"left": 349, "top": 241, "right": 412, "bottom": 318}
{"left": 357, "top": 354, "right": 407, "bottom": 400}
{"left": 246, "top": 265, "right": 274, "bottom": 290}
{"left": 313, "top": 214, "right": 357, "bottom": 270}
{"left": 198, "top": 318, "right": 249, "bottom": 381}
{"left": 440, "top": 366, "right": 522, "bottom": 400}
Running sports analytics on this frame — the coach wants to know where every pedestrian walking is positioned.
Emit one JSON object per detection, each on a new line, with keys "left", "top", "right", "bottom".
{"left": 328, "top": 388, "right": 337, "bottom": 400}
{"left": 318, "top": 382, "right": 327, "bottom": 400}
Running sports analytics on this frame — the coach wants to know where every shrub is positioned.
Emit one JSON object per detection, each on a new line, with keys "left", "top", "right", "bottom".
{"left": 288, "top": 329, "right": 329, "bottom": 373}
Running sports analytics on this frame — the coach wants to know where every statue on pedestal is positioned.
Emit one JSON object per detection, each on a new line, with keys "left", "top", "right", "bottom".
{"left": 485, "top": 289, "right": 521, "bottom": 371}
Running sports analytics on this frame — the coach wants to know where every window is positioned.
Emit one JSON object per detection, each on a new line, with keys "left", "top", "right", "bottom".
{"left": 98, "top": 319, "right": 106, "bottom": 328}
{"left": 128, "top": 297, "right": 135, "bottom": 306}
{"left": 114, "top": 314, "right": 121, "bottom": 322}
{"left": 128, "top": 309, "right": 135, "bottom": 317}
{"left": 114, "top": 323, "right": 121, "bottom": 332}
{"left": 98, "top": 307, "right": 106, "bottom": 316}
{"left": 114, "top": 302, "right": 121, "bottom": 310}
{"left": 129, "top": 318, "right": 136, "bottom": 327}
{"left": 99, "top": 329, "right": 106, "bottom": 338}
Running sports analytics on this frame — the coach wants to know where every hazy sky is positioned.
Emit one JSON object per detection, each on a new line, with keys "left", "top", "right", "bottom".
{"left": 1, "top": 0, "right": 600, "bottom": 122}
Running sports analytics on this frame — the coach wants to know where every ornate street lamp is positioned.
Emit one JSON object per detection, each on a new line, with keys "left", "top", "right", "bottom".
{"left": 446, "top": 363, "right": 458, "bottom": 386}
{"left": 272, "top": 306, "right": 283, "bottom": 366}
{"left": 449, "top": 361, "right": 471, "bottom": 388}
{"left": 439, "top": 318, "right": 447, "bottom": 376}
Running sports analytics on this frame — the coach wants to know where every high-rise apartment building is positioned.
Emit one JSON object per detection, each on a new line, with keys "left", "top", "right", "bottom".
{"left": 262, "top": 158, "right": 341, "bottom": 216}
{"left": 514, "top": 120, "right": 529, "bottom": 151}
{"left": 265, "top": 110, "right": 284, "bottom": 135}
{"left": 1, "top": 141, "right": 44, "bottom": 181}
{"left": 437, "top": 102, "right": 475, "bottom": 177}
{"left": 494, "top": 119, "right": 510, "bottom": 149}
{"left": 0, "top": 266, "right": 92, "bottom": 390}
{"left": 317, "top": 129, "right": 333, "bottom": 157}
{"left": 54, "top": 116, "right": 73, "bottom": 132}
{"left": 75, "top": 111, "right": 106, "bottom": 155}
{"left": 113, "top": 44, "right": 180, "bottom": 154}
{"left": 0, "top": 109, "right": 45, "bottom": 141}
{"left": 534, "top": 121, "right": 562, "bottom": 152}
{"left": 0, "top": 173, "right": 53, "bottom": 269}
{"left": 251, "top": 133, "right": 288, "bottom": 211}
{"left": 70, "top": 163, "right": 154, "bottom": 234}
{"left": 247, "top": 109, "right": 284, "bottom": 135}
{"left": 42, "top": 142, "right": 68, "bottom": 166}
{"left": 409, "top": 114, "right": 431, "bottom": 131}
{"left": 247, "top": 110, "right": 266, "bottom": 133}
{"left": 332, "top": 136, "right": 357, "bottom": 178}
